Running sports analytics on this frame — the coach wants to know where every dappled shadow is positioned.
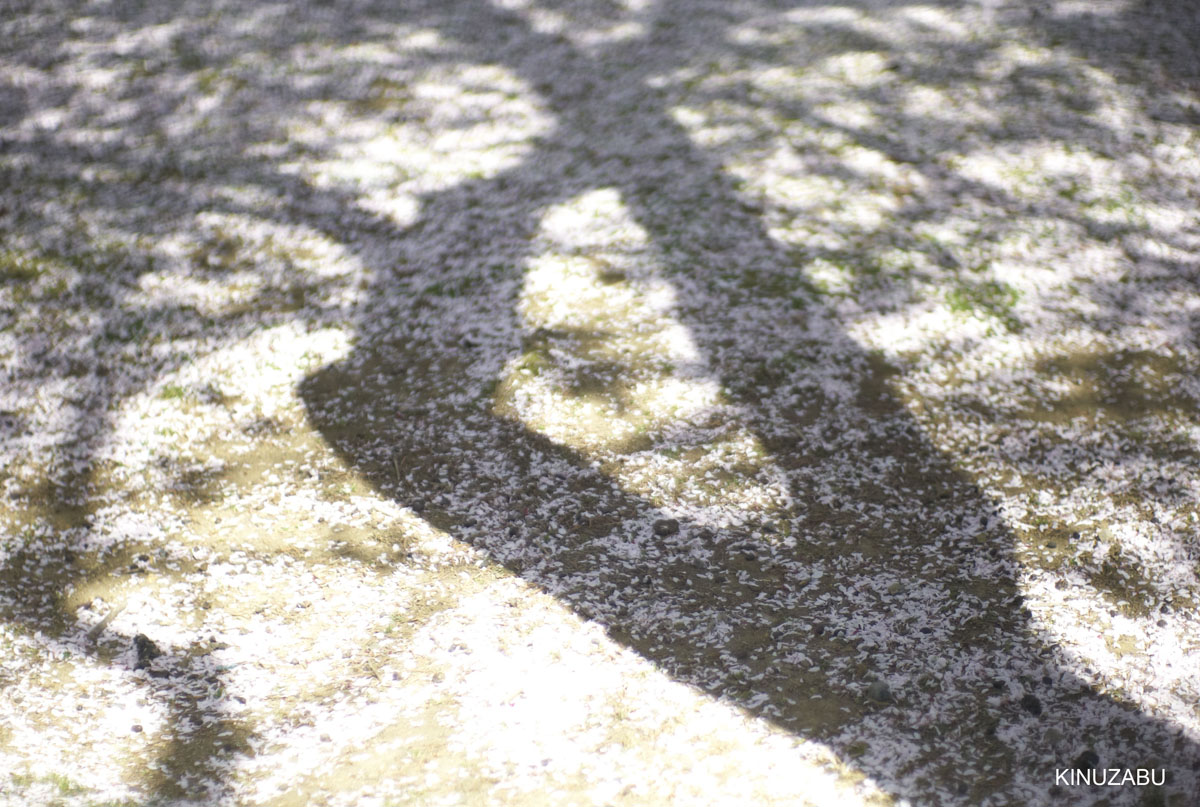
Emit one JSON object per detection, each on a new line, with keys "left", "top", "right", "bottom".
{"left": 1035, "top": 0, "right": 1200, "bottom": 95}
{"left": 1, "top": 0, "right": 1198, "bottom": 803}
{"left": 300, "top": 0, "right": 1200, "bottom": 803}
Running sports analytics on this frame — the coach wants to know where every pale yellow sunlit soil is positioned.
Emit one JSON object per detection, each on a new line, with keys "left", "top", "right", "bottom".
{"left": 1, "top": 1, "right": 1199, "bottom": 806}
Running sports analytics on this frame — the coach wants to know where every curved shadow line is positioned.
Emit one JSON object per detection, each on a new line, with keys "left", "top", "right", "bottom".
{"left": 2, "top": 0, "right": 1196, "bottom": 802}
{"left": 298, "top": 1, "right": 1200, "bottom": 803}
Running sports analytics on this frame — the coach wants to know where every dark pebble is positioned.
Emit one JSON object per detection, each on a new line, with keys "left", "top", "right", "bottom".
{"left": 1042, "top": 675, "right": 1052, "bottom": 686}
{"left": 1073, "top": 750, "right": 1100, "bottom": 770}
{"left": 131, "top": 725, "right": 143, "bottom": 733}
{"left": 133, "top": 634, "right": 162, "bottom": 670}
{"left": 1020, "top": 693, "right": 1043, "bottom": 716}
{"left": 653, "top": 518, "right": 679, "bottom": 537}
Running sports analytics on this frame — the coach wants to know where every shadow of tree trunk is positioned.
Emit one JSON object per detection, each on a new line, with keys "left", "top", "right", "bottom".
{"left": 3, "top": 0, "right": 1197, "bottom": 802}
{"left": 299, "top": 1, "right": 1200, "bottom": 803}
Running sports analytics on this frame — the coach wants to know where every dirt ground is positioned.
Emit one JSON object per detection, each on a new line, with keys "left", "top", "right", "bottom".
{"left": 2, "top": 1, "right": 1198, "bottom": 805}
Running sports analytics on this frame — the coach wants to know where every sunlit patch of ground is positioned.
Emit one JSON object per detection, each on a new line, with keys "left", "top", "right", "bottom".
{"left": 2, "top": 0, "right": 1199, "bottom": 805}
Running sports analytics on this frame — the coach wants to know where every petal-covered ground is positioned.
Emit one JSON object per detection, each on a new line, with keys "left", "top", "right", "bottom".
{"left": 1, "top": 1, "right": 1198, "bottom": 805}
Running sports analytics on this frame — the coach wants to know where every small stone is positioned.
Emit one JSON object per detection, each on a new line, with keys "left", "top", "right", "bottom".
{"left": 1020, "top": 694, "right": 1042, "bottom": 716}
{"left": 653, "top": 518, "right": 679, "bottom": 537}
{"left": 320, "top": 734, "right": 331, "bottom": 742}
{"left": 867, "top": 680, "right": 893, "bottom": 703}
{"left": 1073, "top": 750, "right": 1100, "bottom": 771}
{"left": 886, "top": 581, "right": 901, "bottom": 595}
{"left": 131, "top": 725, "right": 143, "bottom": 733}
{"left": 133, "top": 634, "right": 162, "bottom": 671}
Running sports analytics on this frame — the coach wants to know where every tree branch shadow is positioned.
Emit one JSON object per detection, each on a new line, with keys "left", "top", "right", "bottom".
{"left": 2, "top": 0, "right": 1198, "bottom": 803}
{"left": 299, "top": 1, "right": 1200, "bottom": 803}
